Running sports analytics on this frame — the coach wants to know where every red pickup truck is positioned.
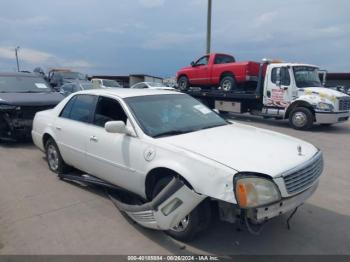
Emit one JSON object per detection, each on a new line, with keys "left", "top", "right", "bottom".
{"left": 176, "top": 53, "right": 260, "bottom": 91}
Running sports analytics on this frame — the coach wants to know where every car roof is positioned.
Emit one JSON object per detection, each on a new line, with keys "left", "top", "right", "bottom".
{"left": 0, "top": 72, "right": 41, "bottom": 77}
{"left": 76, "top": 88, "right": 181, "bottom": 98}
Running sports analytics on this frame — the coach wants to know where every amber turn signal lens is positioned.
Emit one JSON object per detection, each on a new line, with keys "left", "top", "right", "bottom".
{"left": 236, "top": 182, "right": 248, "bottom": 208}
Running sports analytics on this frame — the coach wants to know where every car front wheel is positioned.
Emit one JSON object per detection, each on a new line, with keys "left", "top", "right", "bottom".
{"left": 151, "top": 176, "right": 211, "bottom": 242}
{"left": 289, "top": 107, "right": 314, "bottom": 130}
{"left": 178, "top": 76, "right": 189, "bottom": 91}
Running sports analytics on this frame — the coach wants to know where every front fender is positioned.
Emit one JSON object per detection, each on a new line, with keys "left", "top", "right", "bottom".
{"left": 145, "top": 150, "right": 237, "bottom": 204}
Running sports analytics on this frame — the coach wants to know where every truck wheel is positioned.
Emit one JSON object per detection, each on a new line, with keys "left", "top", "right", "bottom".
{"left": 289, "top": 107, "right": 314, "bottom": 130}
{"left": 220, "top": 75, "right": 237, "bottom": 91}
{"left": 178, "top": 76, "right": 189, "bottom": 91}
{"left": 45, "top": 138, "right": 69, "bottom": 174}
{"left": 152, "top": 176, "right": 211, "bottom": 242}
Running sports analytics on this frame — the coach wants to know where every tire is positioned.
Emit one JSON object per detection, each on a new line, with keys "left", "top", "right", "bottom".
{"left": 289, "top": 107, "right": 314, "bottom": 130}
{"left": 151, "top": 176, "right": 211, "bottom": 242}
{"left": 45, "top": 138, "right": 70, "bottom": 174}
{"left": 220, "top": 75, "right": 237, "bottom": 91}
{"left": 178, "top": 76, "right": 189, "bottom": 91}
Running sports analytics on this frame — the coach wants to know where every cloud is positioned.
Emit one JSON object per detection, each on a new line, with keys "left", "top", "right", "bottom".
{"left": 254, "top": 11, "right": 278, "bottom": 27}
{"left": 0, "top": 46, "right": 92, "bottom": 70}
{"left": 138, "top": 0, "right": 165, "bottom": 8}
{"left": 0, "top": 16, "right": 50, "bottom": 26}
{"left": 142, "top": 32, "right": 203, "bottom": 50}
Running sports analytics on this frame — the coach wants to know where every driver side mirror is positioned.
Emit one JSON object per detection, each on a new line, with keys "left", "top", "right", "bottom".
{"left": 105, "top": 121, "right": 134, "bottom": 136}
{"left": 190, "top": 61, "right": 195, "bottom": 67}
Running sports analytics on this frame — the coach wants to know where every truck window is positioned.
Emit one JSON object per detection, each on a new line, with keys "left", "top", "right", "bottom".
{"left": 195, "top": 56, "right": 209, "bottom": 66}
{"left": 214, "top": 55, "right": 235, "bottom": 64}
{"left": 271, "top": 67, "right": 290, "bottom": 86}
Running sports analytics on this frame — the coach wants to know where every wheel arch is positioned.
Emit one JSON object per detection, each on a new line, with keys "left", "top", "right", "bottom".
{"left": 285, "top": 100, "right": 315, "bottom": 119}
{"left": 177, "top": 74, "right": 188, "bottom": 82}
{"left": 145, "top": 167, "right": 192, "bottom": 200}
{"left": 220, "top": 71, "right": 236, "bottom": 81}
{"left": 43, "top": 133, "right": 54, "bottom": 147}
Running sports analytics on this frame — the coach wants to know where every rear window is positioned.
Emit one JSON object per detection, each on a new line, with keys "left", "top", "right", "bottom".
{"left": 214, "top": 55, "right": 235, "bottom": 64}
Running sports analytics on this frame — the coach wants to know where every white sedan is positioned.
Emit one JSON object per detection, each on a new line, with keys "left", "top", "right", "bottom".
{"left": 32, "top": 89, "right": 323, "bottom": 241}
{"left": 130, "top": 81, "right": 175, "bottom": 90}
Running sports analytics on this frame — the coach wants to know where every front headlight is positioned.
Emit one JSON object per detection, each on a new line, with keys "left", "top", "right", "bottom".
{"left": 234, "top": 175, "right": 281, "bottom": 208}
{"left": 316, "top": 102, "right": 334, "bottom": 112}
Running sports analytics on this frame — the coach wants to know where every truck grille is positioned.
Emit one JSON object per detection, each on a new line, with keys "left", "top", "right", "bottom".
{"left": 339, "top": 97, "right": 350, "bottom": 111}
{"left": 283, "top": 152, "right": 323, "bottom": 194}
{"left": 19, "top": 106, "right": 52, "bottom": 119}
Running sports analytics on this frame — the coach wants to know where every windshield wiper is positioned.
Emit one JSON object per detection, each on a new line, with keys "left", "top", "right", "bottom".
{"left": 153, "top": 129, "right": 194, "bottom": 138}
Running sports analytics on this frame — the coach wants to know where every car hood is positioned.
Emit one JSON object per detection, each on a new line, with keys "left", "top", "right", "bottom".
{"left": 0, "top": 92, "right": 64, "bottom": 106}
{"left": 159, "top": 123, "right": 318, "bottom": 177}
{"left": 300, "top": 87, "right": 349, "bottom": 98}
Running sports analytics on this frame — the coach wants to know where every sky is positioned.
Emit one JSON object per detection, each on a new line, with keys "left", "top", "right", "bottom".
{"left": 0, "top": 0, "right": 349, "bottom": 77}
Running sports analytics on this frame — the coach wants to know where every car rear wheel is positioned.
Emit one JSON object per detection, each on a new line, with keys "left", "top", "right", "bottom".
{"left": 178, "top": 76, "right": 189, "bottom": 91}
{"left": 45, "top": 138, "right": 69, "bottom": 174}
{"left": 220, "top": 75, "right": 237, "bottom": 91}
{"left": 151, "top": 176, "right": 211, "bottom": 242}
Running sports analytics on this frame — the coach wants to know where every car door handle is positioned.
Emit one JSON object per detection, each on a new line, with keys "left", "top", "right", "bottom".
{"left": 55, "top": 126, "right": 62, "bottom": 131}
{"left": 90, "top": 135, "right": 98, "bottom": 142}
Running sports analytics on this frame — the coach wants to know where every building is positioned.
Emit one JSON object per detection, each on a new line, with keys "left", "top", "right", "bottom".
{"left": 90, "top": 74, "right": 163, "bottom": 88}
{"left": 325, "top": 73, "right": 350, "bottom": 88}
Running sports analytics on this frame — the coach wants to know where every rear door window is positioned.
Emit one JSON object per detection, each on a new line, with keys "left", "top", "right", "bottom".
{"left": 60, "top": 95, "right": 96, "bottom": 123}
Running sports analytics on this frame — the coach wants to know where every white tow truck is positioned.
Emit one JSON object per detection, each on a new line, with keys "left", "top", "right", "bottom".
{"left": 184, "top": 60, "right": 350, "bottom": 130}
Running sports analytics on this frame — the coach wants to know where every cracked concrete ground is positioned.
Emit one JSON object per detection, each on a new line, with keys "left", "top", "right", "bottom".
{"left": 0, "top": 116, "right": 349, "bottom": 255}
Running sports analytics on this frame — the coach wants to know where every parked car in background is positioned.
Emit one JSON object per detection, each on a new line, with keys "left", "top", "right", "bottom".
{"left": 32, "top": 89, "right": 323, "bottom": 241}
{"left": 176, "top": 53, "right": 260, "bottom": 91}
{"left": 60, "top": 81, "right": 95, "bottom": 97}
{"left": 130, "top": 81, "right": 175, "bottom": 90}
{"left": 91, "top": 78, "right": 123, "bottom": 89}
{"left": 48, "top": 69, "right": 88, "bottom": 89}
{"left": 0, "top": 72, "right": 63, "bottom": 141}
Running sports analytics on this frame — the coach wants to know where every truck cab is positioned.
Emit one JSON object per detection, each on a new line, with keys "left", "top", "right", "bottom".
{"left": 181, "top": 59, "right": 350, "bottom": 130}
{"left": 262, "top": 62, "right": 350, "bottom": 129}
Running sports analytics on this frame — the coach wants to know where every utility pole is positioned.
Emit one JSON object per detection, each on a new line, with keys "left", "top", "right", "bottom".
{"left": 15, "top": 46, "right": 20, "bottom": 72}
{"left": 206, "top": 0, "right": 212, "bottom": 54}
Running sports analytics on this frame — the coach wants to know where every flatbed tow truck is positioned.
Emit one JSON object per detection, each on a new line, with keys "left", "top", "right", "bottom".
{"left": 180, "top": 59, "right": 350, "bottom": 130}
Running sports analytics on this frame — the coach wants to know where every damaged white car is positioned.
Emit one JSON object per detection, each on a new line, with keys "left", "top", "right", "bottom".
{"left": 32, "top": 89, "right": 323, "bottom": 241}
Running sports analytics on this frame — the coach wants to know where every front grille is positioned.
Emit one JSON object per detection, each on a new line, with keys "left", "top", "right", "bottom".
{"left": 283, "top": 152, "right": 323, "bottom": 194}
{"left": 339, "top": 97, "right": 350, "bottom": 111}
{"left": 19, "top": 106, "right": 52, "bottom": 119}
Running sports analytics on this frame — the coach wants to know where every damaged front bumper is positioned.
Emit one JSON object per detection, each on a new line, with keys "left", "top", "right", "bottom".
{"left": 59, "top": 174, "right": 206, "bottom": 231}
{"left": 109, "top": 178, "right": 206, "bottom": 230}
{"left": 0, "top": 112, "right": 33, "bottom": 140}
{"left": 246, "top": 181, "right": 318, "bottom": 223}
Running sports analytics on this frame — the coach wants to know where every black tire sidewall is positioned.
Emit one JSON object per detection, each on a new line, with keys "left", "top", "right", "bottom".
{"left": 45, "top": 138, "right": 66, "bottom": 174}
{"left": 289, "top": 107, "right": 314, "bottom": 130}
